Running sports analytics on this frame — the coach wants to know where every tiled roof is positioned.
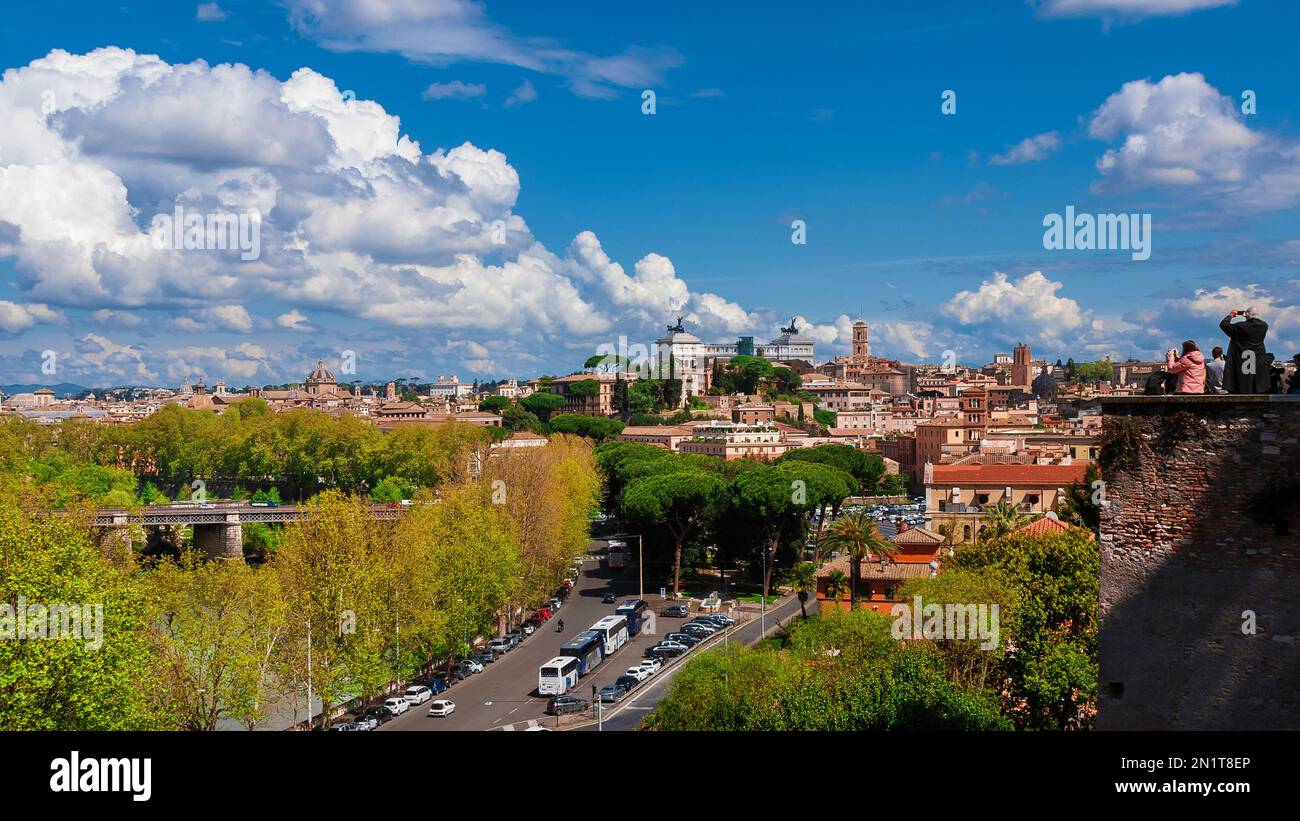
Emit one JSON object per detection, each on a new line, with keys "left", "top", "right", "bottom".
{"left": 890, "top": 526, "right": 945, "bottom": 546}
{"left": 928, "top": 462, "right": 1087, "bottom": 485}
{"left": 815, "top": 555, "right": 937, "bottom": 580}
{"left": 1011, "top": 515, "right": 1087, "bottom": 538}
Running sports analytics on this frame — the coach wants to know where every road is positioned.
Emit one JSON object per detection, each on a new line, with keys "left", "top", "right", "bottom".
{"left": 375, "top": 538, "right": 809, "bottom": 732}
{"left": 577, "top": 589, "right": 810, "bottom": 732}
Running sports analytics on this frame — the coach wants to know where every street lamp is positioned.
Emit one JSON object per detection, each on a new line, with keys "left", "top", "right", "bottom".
{"left": 634, "top": 533, "right": 644, "bottom": 602}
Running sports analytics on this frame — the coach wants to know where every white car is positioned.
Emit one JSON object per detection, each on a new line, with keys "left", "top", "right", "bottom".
{"left": 383, "top": 697, "right": 410, "bottom": 715}
{"left": 427, "top": 700, "right": 456, "bottom": 717}
{"left": 403, "top": 685, "right": 433, "bottom": 705}
{"left": 637, "top": 658, "right": 662, "bottom": 674}
{"left": 623, "top": 666, "right": 651, "bottom": 682}
{"left": 524, "top": 725, "right": 550, "bottom": 731}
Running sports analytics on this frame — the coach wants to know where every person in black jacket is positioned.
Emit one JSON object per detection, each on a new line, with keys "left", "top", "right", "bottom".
{"left": 1220, "top": 309, "right": 1271, "bottom": 394}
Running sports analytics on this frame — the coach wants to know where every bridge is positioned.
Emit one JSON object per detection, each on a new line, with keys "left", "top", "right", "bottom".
{"left": 91, "top": 502, "right": 410, "bottom": 560}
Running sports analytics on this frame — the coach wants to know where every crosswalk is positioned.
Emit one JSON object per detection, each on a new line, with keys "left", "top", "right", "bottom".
{"left": 492, "top": 718, "right": 546, "bottom": 731}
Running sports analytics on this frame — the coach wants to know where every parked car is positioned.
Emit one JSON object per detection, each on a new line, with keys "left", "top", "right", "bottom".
{"left": 362, "top": 706, "right": 393, "bottom": 725}
{"left": 426, "top": 700, "right": 456, "bottom": 717}
{"left": 423, "top": 677, "right": 450, "bottom": 694}
{"left": 683, "top": 626, "right": 718, "bottom": 639}
{"left": 661, "top": 603, "right": 689, "bottom": 618}
{"left": 448, "top": 665, "right": 470, "bottom": 681}
{"left": 598, "top": 683, "right": 628, "bottom": 703}
{"left": 461, "top": 658, "right": 486, "bottom": 673}
{"left": 352, "top": 716, "right": 378, "bottom": 731}
{"left": 403, "top": 685, "right": 433, "bottom": 705}
{"left": 329, "top": 721, "right": 359, "bottom": 731}
{"left": 548, "top": 695, "right": 589, "bottom": 715}
{"left": 524, "top": 726, "right": 551, "bottom": 731}
{"left": 506, "top": 629, "right": 523, "bottom": 645}
{"left": 615, "top": 675, "right": 640, "bottom": 692}
{"left": 645, "top": 642, "right": 687, "bottom": 658}
{"left": 488, "top": 638, "right": 511, "bottom": 654}
{"left": 623, "top": 666, "right": 651, "bottom": 682}
{"left": 637, "top": 658, "right": 662, "bottom": 674}
{"left": 383, "top": 697, "right": 410, "bottom": 715}
{"left": 547, "top": 598, "right": 563, "bottom": 611}
{"left": 703, "top": 614, "right": 736, "bottom": 626}
{"left": 471, "top": 649, "right": 496, "bottom": 665}
{"left": 664, "top": 632, "right": 701, "bottom": 647}
{"left": 535, "top": 607, "right": 553, "bottom": 622}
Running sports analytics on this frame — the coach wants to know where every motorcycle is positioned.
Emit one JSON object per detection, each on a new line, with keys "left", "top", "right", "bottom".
{"left": 556, "top": 620, "right": 564, "bottom": 633}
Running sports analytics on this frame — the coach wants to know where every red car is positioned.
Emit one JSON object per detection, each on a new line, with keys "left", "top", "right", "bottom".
{"left": 534, "top": 607, "right": 552, "bottom": 622}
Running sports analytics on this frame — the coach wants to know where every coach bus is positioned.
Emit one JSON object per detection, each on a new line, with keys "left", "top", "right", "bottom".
{"left": 559, "top": 631, "right": 606, "bottom": 675}
{"left": 606, "top": 539, "right": 626, "bottom": 569}
{"left": 615, "top": 600, "right": 648, "bottom": 636}
{"left": 537, "top": 656, "right": 581, "bottom": 695}
{"left": 589, "top": 615, "right": 629, "bottom": 655}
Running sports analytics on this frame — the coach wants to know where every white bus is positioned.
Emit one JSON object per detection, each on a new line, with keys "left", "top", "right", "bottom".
{"left": 538, "top": 656, "right": 581, "bottom": 696}
{"left": 589, "top": 615, "right": 629, "bottom": 656}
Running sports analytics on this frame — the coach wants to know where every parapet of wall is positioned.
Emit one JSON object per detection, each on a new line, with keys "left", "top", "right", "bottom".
{"left": 1099, "top": 395, "right": 1300, "bottom": 730}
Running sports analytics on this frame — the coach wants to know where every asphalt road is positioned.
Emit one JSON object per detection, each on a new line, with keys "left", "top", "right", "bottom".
{"left": 378, "top": 539, "right": 651, "bottom": 731}
{"left": 576, "top": 589, "right": 810, "bottom": 732}
{"left": 374, "top": 538, "right": 808, "bottom": 732}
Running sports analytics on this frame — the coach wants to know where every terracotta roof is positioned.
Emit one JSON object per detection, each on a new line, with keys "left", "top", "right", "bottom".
{"left": 928, "top": 463, "right": 1086, "bottom": 485}
{"left": 1011, "top": 514, "right": 1088, "bottom": 538}
{"left": 508, "top": 431, "right": 548, "bottom": 441}
{"left": 916, "top": 416, "right": 964, "bottom": 427}
{"left": 815, "top": 555, "right": 937, "bottom": 580}
{"left": 890, "top": 526, "right": 945, "bottom": 546}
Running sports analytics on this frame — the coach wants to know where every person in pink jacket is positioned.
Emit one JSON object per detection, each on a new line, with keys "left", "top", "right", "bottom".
{"left": 1166, "top": 340, "right": 1206, "bottom": 394}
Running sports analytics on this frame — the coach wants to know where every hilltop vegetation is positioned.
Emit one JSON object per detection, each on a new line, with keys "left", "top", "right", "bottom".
{"left": 0, "top": 410, "right": 599, "bottom": 730}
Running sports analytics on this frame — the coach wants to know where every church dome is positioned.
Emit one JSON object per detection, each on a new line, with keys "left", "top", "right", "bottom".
{"left": 305, "top": 360, "right": 336, "bottom": 385}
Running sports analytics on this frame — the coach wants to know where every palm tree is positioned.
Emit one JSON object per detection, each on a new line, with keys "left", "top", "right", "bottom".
{"left": 787, "top": 561, "right": 817, "bottom": 619}
{"left": 936, "top": 520, "right": 960, "bottom": 555}
{"left": 823, "top": 569, "right": 849, "bottom": 608}
{"left": 820, "top": 511, "right": 895, "bottom": 610}
{"left": 981, "top": 500, "right": 1029, "bottom": 540}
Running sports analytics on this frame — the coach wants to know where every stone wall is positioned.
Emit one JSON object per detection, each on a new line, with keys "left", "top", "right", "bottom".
{"left": 1099, "top": 395, "right": 1300, "bottom": 730}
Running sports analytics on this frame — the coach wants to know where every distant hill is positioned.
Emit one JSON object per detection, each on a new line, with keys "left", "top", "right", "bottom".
{"left": 1, "top": 382, "right": 91, "bottom": 397}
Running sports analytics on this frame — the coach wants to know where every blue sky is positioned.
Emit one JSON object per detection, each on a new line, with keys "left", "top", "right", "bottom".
{"left": 0, "top": 0, "right": 1298, "bottom": 388}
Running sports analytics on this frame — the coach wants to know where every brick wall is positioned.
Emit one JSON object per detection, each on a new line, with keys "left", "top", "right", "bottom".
{"left": 1099, "top": 395, "right": 1300, "bottom": 730}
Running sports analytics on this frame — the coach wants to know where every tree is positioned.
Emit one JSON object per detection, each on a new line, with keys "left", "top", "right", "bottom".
{"left": 942, "top": 530, "right": 1099, "bottom": 729}
{"left": 819, "top": 511, "right": 894, "bottom": 610}
{"left": 0, "top": 509, "right": 160, "bottom": 729}
{"left": 787, "top": 561, "right": 817, "bottom": 618}
{"left": 1058, "top": 463, "right": 1102, "bottom": 536}
{"left": 643, "top": 610, "right": 1010, "bottom": 731}
{"left": 272, "top": 491, "right": 388, "bottom": 728}
{"left": 823, "top": 569, "right": 849, "bottom": 603}
{"left": 547, "top": 414, "right": 623, "bottom": 442}
{"left": 730, "top": 461, "right": 855, "bottom": 599}
{"left": 478, "top": 396, "right": 511, "bottom": 414}
{"left": 566, "top": 378, "right": 600, "bottom": 398}
{"left": 149, "top": 552, "right": 289, "bottom": 730}
{"left": 622, "top": 471, "right": 727, "bottom": 596}
{"left": 370, "top": 476, "right": 415, "bottom": 503}
{"left": 520, "top": 391, "right": 564, "bottom": 422}
{"left": 981, "top": 500, "right": 1029, "bottom": 539}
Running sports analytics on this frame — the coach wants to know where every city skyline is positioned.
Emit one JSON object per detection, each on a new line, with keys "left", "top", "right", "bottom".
{"left": 1, "top": 0, "right": 1298, "bottom": 386}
